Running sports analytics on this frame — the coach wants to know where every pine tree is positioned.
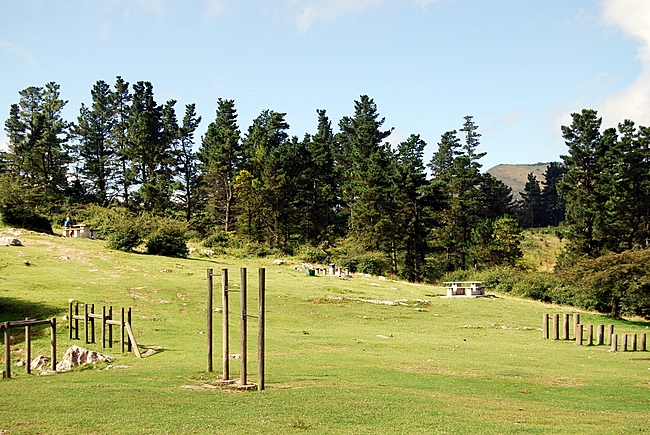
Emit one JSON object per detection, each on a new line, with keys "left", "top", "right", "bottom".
{"left": 519, "top": 173, "right": 544, "bottom": 228}
{"left": 112, "top": 76, "right": 132, "bottom": 207}
{"left": 176, "top": 103, "right": 201, "bottom": 222}
{"left": 4, "top": 82, "right": 71, "bottom": 203}
{"left": 540, "top": 162, "right": 566, "bottom": 226}
{"left": 74, "top": 80, "right": 116, "bottom": 204}
{"left": 197, "top": 99, "right": 242, "bottom": 232}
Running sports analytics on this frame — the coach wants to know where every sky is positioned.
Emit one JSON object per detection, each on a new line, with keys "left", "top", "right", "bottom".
{"left": 1, "top": 0, "right": 650, "bottom": 170}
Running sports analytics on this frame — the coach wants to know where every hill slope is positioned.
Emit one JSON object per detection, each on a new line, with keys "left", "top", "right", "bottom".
{"left": 487, "top": 162, "right": 550, "bottom": 197}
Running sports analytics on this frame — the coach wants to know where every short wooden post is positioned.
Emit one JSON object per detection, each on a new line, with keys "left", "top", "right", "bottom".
{"left": 240, "top": 267, "right": 248, "bottom": 386}
{"left": 68, "top": 301, "right": 73, "bottom": 340}
{"left": 3, "top": 322, "right": 10, "bottom": 379}
{"left": 575, "top": 324, "right": 583, "bottom": 346}
{"left": 573, "top": 314, "right": 580, "bottom": 339}
{"left": 50, "top": 318, "right": 56, "bottom": 370}
{"left": 621, "top": 334, "right": 628, "bottom": 352}
{"left": 90, "top": 304, "right": 95, "bottom": 343}
{"left": 631, "top": 333, "right": 637, "bottom": 352}
{"left": 552, "top": 314, "right": 559, "bottom": 340}
{"left": 101, "top": 306, "right": 106, "bottom": 348}
{"left": 542, "top": 314, "right": 549, "bottom": 339}
{"left": 586, "top": 324, "right": 593, "bottom": 346}
{"left": 563, "top": 314, "right": 570, "bottom": 340}
{"left": 258, "top": 268, "right": 265, "bottom": 391}
{"left": 125, "top": 322, "right": 141, "bottom": 358}
{"left": 222, "top": 269, "right": 230, "bottom": 380}
{"left": 597, "top": 324, "right": 604, "bottom": 345}
{"left": 127, "top": 308, "right": 132, "bottom": 352}
{"left": 120, "top": 307, "right": 125, "bottom": 354}
{"left": 611, "top": 334, "right": 618, "bottom": 352}
{"left": 207, "top": 268, "right": 213, "bottom": 373}
{"left": 84, "top": 304, "right": 89, "bottom": 344}
{"left": 74, "top": 303, "right": 79, "bottom": 340}
{"left": 108, "top": 306, "right": 113, "bottom": 348}
{"left": 640, "top": 333, "right": 647, "bottom": 351}
{"left": 607, "top": 324, "right": 614, "bottom": 345}
{"left": 25, "top": 318, "right": 31, "bottom": 374}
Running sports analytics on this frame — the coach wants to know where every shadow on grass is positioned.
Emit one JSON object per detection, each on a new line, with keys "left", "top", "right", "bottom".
{"left": 0, "top": 296, "right": 61, "bottom": 322}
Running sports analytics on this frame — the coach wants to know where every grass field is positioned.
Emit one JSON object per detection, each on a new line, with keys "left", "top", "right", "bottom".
{"left": 1, "top": 228, "right": 649, "bottom": 434}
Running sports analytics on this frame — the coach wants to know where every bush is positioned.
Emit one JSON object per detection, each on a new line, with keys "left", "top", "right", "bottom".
{"left": 203, "top": 229, "right": 230, "bottom": 248}
{"left": 0, "top": 174, "right": 52, "bottom": 234}
{"left": 107, "top": 219, "right": 143, "bottom": 252}
{"left": 145, "top": 220, "right": 188, "bottom": 258}
{"left": 295, "top": 244, "right": 329, "bottom": 264}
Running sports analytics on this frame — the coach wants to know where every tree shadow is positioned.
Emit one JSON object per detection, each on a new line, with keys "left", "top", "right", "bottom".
{"left": 0, "top": 296, "right": 61, "bottom": 322}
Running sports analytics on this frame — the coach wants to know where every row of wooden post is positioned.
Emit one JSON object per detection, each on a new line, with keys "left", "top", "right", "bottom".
{"left": 542, "top": 313, "right": 647, "bottom": 352}
{"left": 68, "top": 301, "right": 140, "bottom": 357}
{"left": 207, "top": 268, "right": 265, "bottom": 391}
{"left": 1, "top": 318, "right": 57, "bottom": 379}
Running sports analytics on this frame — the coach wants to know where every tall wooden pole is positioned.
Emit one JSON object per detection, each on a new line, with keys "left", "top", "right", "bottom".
{"left": 240, "top": 268, "right": 247, "bottom": 386}
{"left": 222, "top": 269, "right": 230, "bottom": 380}
{"left": 25, "top": 318, "right": 31, "bottom": 374}
{"left": 258, "top": 268, "right": 266, "bottom": 391}
{"left": 207, "top": 268, "right": 213, "bottom": 372}
{"left": 50, "top": 317, "right": 57, "bottom": 370}
{"left": 542, "top": 314, "right": 549, "bottom": 339}
{"left": 4, "top": 322, "right": 11, "bottom": 379}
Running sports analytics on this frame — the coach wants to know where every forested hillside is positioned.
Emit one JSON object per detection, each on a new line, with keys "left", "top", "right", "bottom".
{"left": 1, "top": 81, "right": 650, "bottom": 318}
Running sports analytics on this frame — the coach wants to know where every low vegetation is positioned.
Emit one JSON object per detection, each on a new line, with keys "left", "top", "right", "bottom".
{"left": 1, "top": 228, "right": 648, "bottom": 434}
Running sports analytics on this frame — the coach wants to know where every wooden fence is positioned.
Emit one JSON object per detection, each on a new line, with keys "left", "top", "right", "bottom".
{"left": 1, "top": 318, "right": 57, "bottom": 379}
{"left": 68, "top": 301, "right": 140, "bottom": 358}
{"left": 542, "top": 313, "right": 647, "bottom": 352}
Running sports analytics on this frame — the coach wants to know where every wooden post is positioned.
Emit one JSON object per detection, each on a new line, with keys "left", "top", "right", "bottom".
{"left": 108, "top": 306, "right": 113, "bottom": 348}
{"left": 240, "top": 268, "right": 247, "bottom": 386}
{"left": 611, "top": 334, "right": 618, "bottom": 352}
{"left": 563, "top": 314, "right": 570, "bottom": 340}
{"left": 127, "top": 308, "right": 132, "bottom": 352}
{"left": 586, "top": 324, "right": 593, "bottom": 346}
{"left": 25, "top": 318, "right": 31, "bottom": 374}
{"left": 621, "top": 334, "right": 628, "bottom": 352}
{"left": 3, "top": 322, "right": 10, "bottom": 379}
{"left": 120, "top": 307, "right": 125, "bottom": 354}
{"left": 50, "top": 318, "right": 56, "bottom": 370}
{"left": 258, "top": 268, "right": 265, "bottom": 391}
{"left": 573, "top": 314, "right": 580, "bottom": 339}
{"left": 640, "top": 333, "right": 647, "bottom": 351}
{"left": 607, "top": 324, "right": 614, "bottom": 345}
{"left": 207, "top": 268, "right": 213, "bottom": 372}
{"left": 597, "top": 324, "right": 604, "bottom": 345}
{"left": 125, "top": 322, "right": 141, "bottom": 358}
{"left": 631, "top": 333, "right": 637, "bottom": 352}
{"left": 575, "top": 324, "right": 583, "bottom": 346}
{"left": 553, "top": 314, "right": 559, "bottom": 340}
{"left": 542, "top": 314, "right": 549, "bottom": 339}
{"left": 90, "top": 304, "right": 95, "bottom": 343}
{"left": 101, "top": 306, "right": 106, "bottom": 348}
{"left": 84, "top": 304, "right": 89, "bottom": 344}
{"left": 74, "top": 302, "right": 79, "bottom": 340}
{"left": 68, "top": 301, "right": 73, "bottom": 340}
{"left": 222, "top": 268, "right": 230, "bottom": 380}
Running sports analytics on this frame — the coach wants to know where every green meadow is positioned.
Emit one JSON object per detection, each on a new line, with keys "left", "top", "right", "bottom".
{"left": 1, "top": 229, "right": 649, "bottom": 434}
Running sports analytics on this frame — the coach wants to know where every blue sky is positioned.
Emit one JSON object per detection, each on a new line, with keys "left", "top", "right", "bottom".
{"left": 1, "top": 0, "right": 649, "bottom": 170}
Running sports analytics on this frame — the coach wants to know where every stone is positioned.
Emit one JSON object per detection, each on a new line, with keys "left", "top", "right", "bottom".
{"left": 30, "top": 355, "right": 51, "bottom": 371}
{"left": 0, "top": 236, "right": 22, "bottom": 246}
{"left": 56, "top": 345, "right": 112, "bottom": 372}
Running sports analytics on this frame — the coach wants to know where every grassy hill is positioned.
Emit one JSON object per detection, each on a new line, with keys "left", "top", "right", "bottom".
{"left": 487, "top": 163, "right": 550, "bottom": 198}
{"left": 1, "top": 227, "right": 648, "bottom": 434}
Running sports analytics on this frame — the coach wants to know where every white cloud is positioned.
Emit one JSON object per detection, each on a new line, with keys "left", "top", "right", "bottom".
{"left": 0, "top": 137, "right": 9, "bottom": 152}
{"left": 0, "top": 38, "right": 35, "bottom": 65}
{"left": 286, "top": 0, "right": 439, "bottom": 32}
{"left": 598, "top": 0, "right": 650, "bottom": 125}
{"left": 100, "top": 21, "right": 114, "bottom": 40}
{"left": 124, "top": 0, "right": 166, "bottom": 20}
{"left": 205, "top": 0, "right": 228, "bottom": 19}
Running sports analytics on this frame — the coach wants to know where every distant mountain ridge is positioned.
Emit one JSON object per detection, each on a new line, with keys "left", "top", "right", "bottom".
{"left": 486, "top": 162, "right": 551, "bottom": 198}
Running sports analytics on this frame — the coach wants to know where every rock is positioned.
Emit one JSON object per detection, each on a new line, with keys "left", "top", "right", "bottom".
{"left": 15, "top": 360, "right": 25, "bottom": 367}
{"left": 56, "top": 345, "right": 112, "bottom": 371}
{"left": 0, "top": 236, "right": 22, "bottom": 246}
{"left": 201, "top": 249, "right": 215, "bottom": 256}
{"left": 273, "top": 259, "right": 286, "bottom": 265}
{"left": 38, "top": 370, "right": 57, "bottom": 376}
{"left": 30, "top": 355, "right": 51, "bottom": 371}
{"left": 23, "top": 260, "right": 31, "bottom": 266}
{"left": 160, "top": 268, "right": 171, "bottom": 273}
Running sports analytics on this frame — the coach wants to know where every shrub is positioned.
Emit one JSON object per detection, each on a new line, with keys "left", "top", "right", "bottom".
{"left": 107, "top": 219, "right": 143, "bottom": 252}
{"left": 295, "top": 244, "right": 329, "bottom": 264}
{"left": 0, "top": 174, "right": 52, "bottom": 233}
{"left": 145, "top": 220, "right": 189, "bottom": 257}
